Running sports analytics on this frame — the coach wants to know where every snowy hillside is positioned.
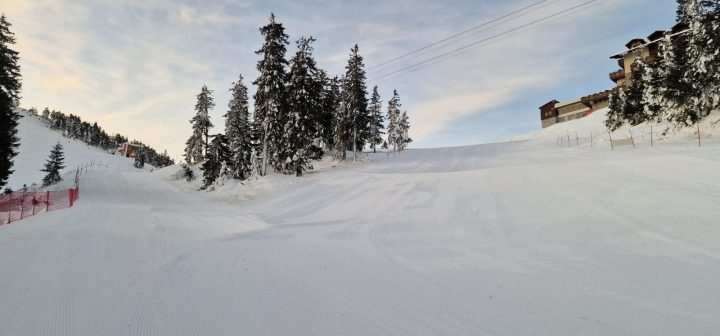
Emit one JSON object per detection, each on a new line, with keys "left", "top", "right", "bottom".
{"left": 7, "top": 109, "right": 145, "bottom": 190}
{"left": 1, "top": 110, "right": 720, "bottom": 335}
{"left": 513, "top": 107, "right": 720, "bottom": 148}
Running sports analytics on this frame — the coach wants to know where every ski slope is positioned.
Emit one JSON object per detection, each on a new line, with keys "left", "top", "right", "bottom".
{"left": 7, "top": 110, "right": 142, "bottom": 190}
{"left": 1, "top": 111, "right": 720, "bottom": 335}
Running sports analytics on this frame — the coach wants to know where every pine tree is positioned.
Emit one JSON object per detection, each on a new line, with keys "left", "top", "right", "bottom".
{"left": 397, "top": 111, "right": 413, "bottom": 151}
{"left": 368, "top": 86, "right": 384, "bottom": 153}
{"left": 621, "top": 59, "right": 650, "bottom": 126}
{"left": 253, "top": 13, "right": 289, "bottom": 175}
{"left": 316, "top": 71, "right": 338, "bottom": 151}
{"left": 134, "top": 150, "right": 146, "bottom": 169}
{"left": 641, "top": 59, "right": 664, "bottom": 122}
{"left": 225, "top": 75, "right": 253, "bottom": 180}
{"left": 677, "top": 0, "right": 693, "bottom": 22}
{"left": 683, "top": 0, "right": 720, "bottom": 122}
{"left": 201, "top": 133, "right": 230, "bottom": 189}
{"left": 386, "top": 90, "right": 402, "bottom": 152}
{"left": 606, "top": 90, "right": 625, "bottom": 131}
{"left": 185, "top": 85, "right": 214, "bottom": 164}
{"left": 341, "top": 45, "right": 369, "bottom": 161}
{"left": 333, "top": 76, "right": 350, "bottom": 160}
{"left": 41, "top": 142, "right": 65, "bottom": 187}
{"left": 0, "top": 14, "right": 22, "bottom": 189}
{"left": 283, "top": 36, "right": 321, "bottom": 176}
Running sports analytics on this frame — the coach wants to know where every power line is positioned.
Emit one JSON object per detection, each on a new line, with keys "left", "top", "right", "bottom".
{"left": 369, "top": 0, "right": 602, "bottom": 81}
{"left": 372, "top": 0, "right": 604, "bottom": 82}
{"left": 368, "top": 0, "right": 552, "bottom": 71}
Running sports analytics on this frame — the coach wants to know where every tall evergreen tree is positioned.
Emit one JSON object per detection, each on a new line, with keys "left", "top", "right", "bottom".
{"left": 225, "top": 75, "right": 253, "bottom": 180}
{"left": 386, "top": 90, "right": 402, "bottom": 152}
{"left": 185, "top": 85, "right": 214, "bottom": 164}
{"left": 341, "top": 45, "right": 369, "bottom": 161}
{"left": 368, "top": 86, "right": 384, "bottom": 153}
{"left": 316, "top": 71, "right": 337, "bottom": 150}
{"left": 606, "top": 90, "right": 626, "bottom": 131}
{"left": 397, "top": 111, "right": 413, "bottom": 151}
{"left": 201, "top": 133, "right": 230, "bottom": 189}
{"left": 0, "top": 14, "right": 22, "bottom": 189}
{"left": 41, "top": 143, "right": 65, "bottom": 187}
{"left": 621, "top": 59, "right": 650, "bottom": 126}
{"left": 283, "top": 36, "right": 321, "bottom": 176}
{"left": 253, "top": 13, "right": 289, "bottom": 175}
{"left": 683, "top": 0, "right": 720, "bottom": 122}
{"left": 333, "top": 76, "right": 350, "bottom": 160}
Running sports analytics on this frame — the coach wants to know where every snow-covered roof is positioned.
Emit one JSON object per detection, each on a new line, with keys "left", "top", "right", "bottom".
{"left": 555, "top": 99, "right": 584, "bottom": 109}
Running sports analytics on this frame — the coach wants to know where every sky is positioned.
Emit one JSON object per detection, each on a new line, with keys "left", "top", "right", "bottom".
{"left": 4, "top": 0, "right": 678, "bottom": 160}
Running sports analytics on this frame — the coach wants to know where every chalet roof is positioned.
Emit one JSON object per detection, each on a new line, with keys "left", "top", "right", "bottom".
{"left": 539, "top": 100, "right": 559, "bottom": 109}
{"left": 581, "top": 87, "right": 619, "bottom": 104}
{"left": 611, "top": 28, "right": 689, "bottom": 59}
{"left": 555, "top": 99, "right": 586, "bottom": 109}
{"left": 647, "top": 30, "right": 666, "bottom": 42}
{"left": 671, "top": 22, "right": 689, "bottom": 33}
{"left": 625, "top": 38, "right": 647, "bottom": 49}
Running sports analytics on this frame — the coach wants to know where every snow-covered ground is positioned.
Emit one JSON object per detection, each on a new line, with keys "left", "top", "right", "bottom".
{"left": 6, "top": 110, "right": 143, "bottom": 190}
{"left": 1, "top": 110, "right": 720, "bottom": 335}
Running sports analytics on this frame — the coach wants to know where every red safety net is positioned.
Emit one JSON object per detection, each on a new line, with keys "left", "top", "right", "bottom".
{"left": 0, "top": 186, "right": 80, "bottom": 225}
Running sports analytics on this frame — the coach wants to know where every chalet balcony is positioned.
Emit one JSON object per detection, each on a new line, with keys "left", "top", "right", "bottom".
{"left": 609, "top": 69, "right": 625, "bottom": 82}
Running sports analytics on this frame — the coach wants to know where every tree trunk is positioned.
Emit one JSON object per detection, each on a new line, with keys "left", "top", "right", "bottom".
{"left": 352, "top": 127, "right": 357, "bottom": 162}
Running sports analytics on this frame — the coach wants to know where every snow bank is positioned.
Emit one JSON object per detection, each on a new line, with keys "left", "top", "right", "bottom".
{"left": 512, "top": 108, "right": 720, "bottom": 149}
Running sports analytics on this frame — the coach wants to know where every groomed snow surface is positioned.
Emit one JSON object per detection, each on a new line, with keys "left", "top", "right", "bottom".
{"left": 1, "top": 109, "right": 720, "bottom": 335}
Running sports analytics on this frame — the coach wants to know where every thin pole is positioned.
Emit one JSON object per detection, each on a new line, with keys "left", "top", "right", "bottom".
{"left": 630, "top": 129, "right": 636, "bottom": 149}
{"left": 575, "top": 131, "right": 579, "bottom": 146}
{"left": 650, "top": 125, "right": 654, "bottom": 147}
{"left": 698, "top": 123, "right": 701, "bottom": 147}
{"left": 609, "top": 132, "right": 614, "bottom": 151}
{"left": 567, "top": 130, "right": 571, "bottom": 147}
{"left": 590, "top": 131, "right": 593, "bottom": 148}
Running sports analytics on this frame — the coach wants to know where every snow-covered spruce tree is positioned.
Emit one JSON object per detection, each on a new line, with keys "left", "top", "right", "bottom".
{"left": 621, "top": 59, "right": 650, "bottom": 126}
{"left": 0, "top": 14, "right": 22, "bottom": 189}
{"left": 134, "top": 150, "right": 145, "bottom": 169}
{"left": 333, "top": 77, "right": 350, "bottom": 160}
{"left": 41, "top": 142, "right": 65, "bottom": 187}
{"left": 386, "top": 90, "right": 402, "bottom": 152}
{"left": 283, "top": 36, "right": 321, "bottom": 176}
{"left": 657, "top": 31, "right": 694, "bottom": 123}
{"left": 683, "top": 0, "right": 720, "bottom": 123}
{"left": 341, "top": 45, "right": 370, "bottom": 161}
{"left": 185, "top": 85, "right": 214, "bottom": 164}
{"left": 397, "top": 111, "right": 413, "bottom": 151}
{"left": 368, "top": 86, "right": 384, "bottom": 153}
{"left": 316, "top": 71, "right": 337, "bottom": 152}
{"left": 225, "top": 75, "right": 253, "bottom": 180}
{"left": 606, "top": 90, "right": 626, "bottom": 131}
{"left": 201, "top": 133, "right": 230, "bottom": 189}
{"left": 641, "top": 58, "right": 664, "bottom": 122}
{"left": 253, "top": 13, "right": 289, "bottom": 175}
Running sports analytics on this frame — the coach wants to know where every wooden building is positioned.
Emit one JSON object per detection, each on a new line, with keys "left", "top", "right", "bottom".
{"left": 118, "top": 143, "right": 142, "bottom": 159}
{"left": 538, "top": 22, "right": 688, "bottom": 129}
{"left": 609, "top": 23, "right": 688, "bottom": 87}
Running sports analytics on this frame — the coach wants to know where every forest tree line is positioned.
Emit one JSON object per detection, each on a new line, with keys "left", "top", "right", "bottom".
{"left": 184, "top": 14, "right": 413, "bottom": 189}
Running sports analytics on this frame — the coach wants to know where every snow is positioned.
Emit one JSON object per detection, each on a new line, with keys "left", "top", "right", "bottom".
{"left": 7, "top": 110, "right": 147, "bottom": 190}
{"left": 2, "top": 109, "right": 720, "bottom": 335}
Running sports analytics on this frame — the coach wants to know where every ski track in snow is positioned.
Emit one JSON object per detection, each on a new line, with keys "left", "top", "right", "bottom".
{"left": 2, "top": 115, "right": 720, "bottom": 334}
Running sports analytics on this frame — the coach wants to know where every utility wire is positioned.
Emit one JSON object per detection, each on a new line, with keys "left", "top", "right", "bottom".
{"left": 370, "top": 0, "right": 601, "bottom": 81}
{"left": 372, "top": 0, "right": 604, "bottom": 82}
{"left": 368, "top": 0, "right": 551, "bottom": 70}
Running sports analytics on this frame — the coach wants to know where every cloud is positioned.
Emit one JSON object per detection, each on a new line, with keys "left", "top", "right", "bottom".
{"left": 4, "top": 0, "right": 674, "bottom": 158}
